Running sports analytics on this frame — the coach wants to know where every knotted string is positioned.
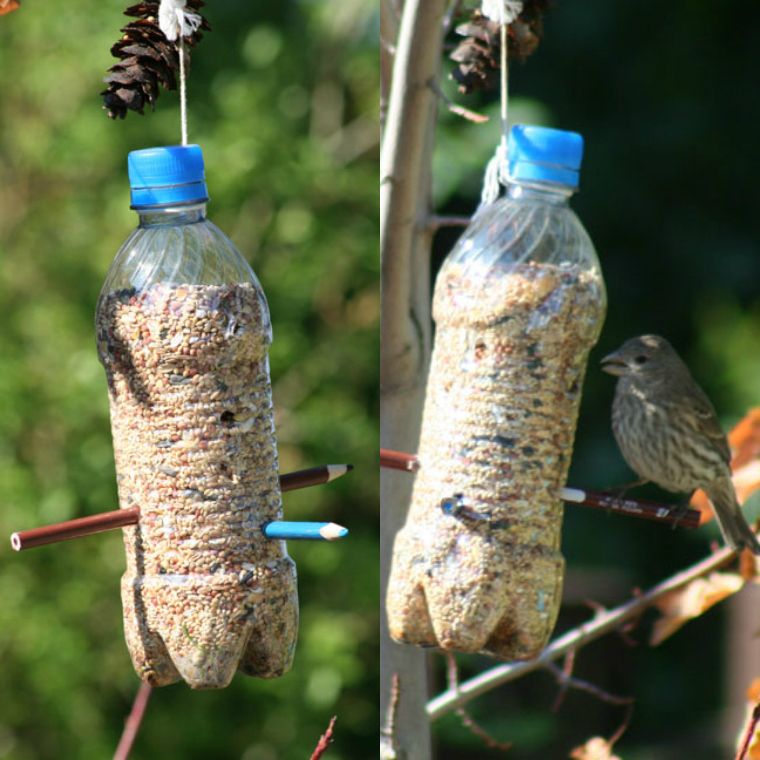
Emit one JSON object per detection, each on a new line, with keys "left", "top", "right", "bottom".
{"left": 479, "top": 0, "right": 523, "bottom": 207}
{"left": 158, "top": 0, "right": 202, "bottom": 146}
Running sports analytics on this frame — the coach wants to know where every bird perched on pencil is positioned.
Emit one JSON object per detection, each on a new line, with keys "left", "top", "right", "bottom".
{"left": 601, "top": 334, "right": 760, "bottom": 555}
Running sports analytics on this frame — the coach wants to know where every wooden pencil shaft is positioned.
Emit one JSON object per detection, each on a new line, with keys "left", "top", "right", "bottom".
{"left": 379, "top": 449, "right": 699, "bottom": 529}
{"left": 10, "top": 464, "right": 352, "bottom": 551}
{"left": 563, "top": 488, "right": 700, "bottom": 530}
{"left": 380, "top": 448, "right": 419, "bottom": 472}
{"left": 11, "top": 507, "right": 139, "bottom": 550}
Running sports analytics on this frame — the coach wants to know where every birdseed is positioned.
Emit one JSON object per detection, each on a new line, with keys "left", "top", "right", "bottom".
{"left": 387, "top": 261, "right": 605, "bottom": 660}
{"left": 97, "top": 282, "right": 298, "bottom": 689}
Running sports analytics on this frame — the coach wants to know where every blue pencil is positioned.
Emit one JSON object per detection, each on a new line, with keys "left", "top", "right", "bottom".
{"left": 263, "top": 521, "right": 349, "bottom": 541}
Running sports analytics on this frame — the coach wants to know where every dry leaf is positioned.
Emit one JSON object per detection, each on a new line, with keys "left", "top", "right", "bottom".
{"left": 747, "top": 679, "right": 760, "bottom": 703}
{"left": 0, "top": 0, "right": 20, "bottom": 16}
{"left": 650, "top": 571, "right": 744, "bottom": 646}
{"left": 570, "top": 736, "right": 622, "bottom": 760}
{"left": 691, "top": 408, "right": 760, "bottom": 523}
{"left": 739, "top": 548, "right": 760, "bottom": 582}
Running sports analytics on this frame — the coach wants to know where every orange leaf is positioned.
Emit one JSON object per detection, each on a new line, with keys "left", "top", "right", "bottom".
{"left": 570, "top": 737, "right": 622, "bottom": 760}
{"left": 740, "top": 549, "right": 760, "bottom": 582}
{"left": 0, "top": 0, "right": 20, "bottom": 15}
{"left": 691, "top": 408, "right": 760, "bottom": 524}
{"left": 729, "top": 409, "right": 760, "bottom": 469}
{"left": 746, "top": 679, "right": 760, "bottom": 703}
{"left": 650, "top": 572, "right": 744, "bottom": 646}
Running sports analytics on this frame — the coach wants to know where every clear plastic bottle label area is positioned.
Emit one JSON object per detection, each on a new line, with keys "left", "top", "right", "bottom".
{"left": 98, "top": 280, "right": 298, "bottom": 688}
{"left": 387, "top": 199, "right": 606, "bottom": 661}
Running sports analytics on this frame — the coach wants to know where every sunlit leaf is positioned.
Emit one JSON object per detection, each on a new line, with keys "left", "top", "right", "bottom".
{"left": 570, "top": 736, "right": 622, "bottom": 760}
{"left": 0, "top": 0, "right": 20, "bottom": 16}
{"left": 650, "top": 572, "right": 744, "bottom": 646}
{"left": 691, "top": 408, "right": 760, "bottom": 523}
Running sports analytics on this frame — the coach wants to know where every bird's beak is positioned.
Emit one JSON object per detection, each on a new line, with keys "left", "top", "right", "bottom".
{"left": 600, "top": 350, "right": 627, "bottom": 376}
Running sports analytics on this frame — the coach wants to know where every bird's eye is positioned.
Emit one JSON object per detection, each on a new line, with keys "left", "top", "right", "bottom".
{"left": 634, "top": 355, "right": 648, "bottom": 365}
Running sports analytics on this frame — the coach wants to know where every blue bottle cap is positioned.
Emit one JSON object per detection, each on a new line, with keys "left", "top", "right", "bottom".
{"left": 508, "top": 125, "right": 584, "bottom": 189}
{"left": 128, "top": 144, "right": 209, "bottom": 208}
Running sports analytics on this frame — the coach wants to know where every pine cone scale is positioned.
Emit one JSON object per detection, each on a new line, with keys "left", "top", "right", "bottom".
{"left": 102, "top": 0, "right": 208, "bottom": 119}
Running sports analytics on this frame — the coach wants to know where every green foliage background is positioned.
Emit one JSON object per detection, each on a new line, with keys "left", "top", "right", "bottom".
{"left": 431, "top": 1, "right": 760, "bottom": 758}
{"left": 0, "top": 2, "right": 378, "bottom": 758}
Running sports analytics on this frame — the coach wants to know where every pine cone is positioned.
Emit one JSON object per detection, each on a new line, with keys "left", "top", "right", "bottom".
{"left": 450, "top": 1, "right": 551, "bottom": 95}
{"left": 102, "top": 1, "right": 210, "bottom": 120}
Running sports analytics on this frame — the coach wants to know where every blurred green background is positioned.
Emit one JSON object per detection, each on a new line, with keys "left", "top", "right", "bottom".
{"left": 431, "top": 0, "right": 760, "bottom": 758}
{"left": 0, "top": 2, "right": 378, "bottom": 758}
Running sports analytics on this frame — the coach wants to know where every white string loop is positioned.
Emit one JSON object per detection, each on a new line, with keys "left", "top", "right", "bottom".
{"left": 158, "top": 0, "right": 202, "bottom": 41}
{"left": 478, "top": 0, "right": 520, "bottom": 207}
{"left": 158, "top": 0, "right": 200, "bottom": 145}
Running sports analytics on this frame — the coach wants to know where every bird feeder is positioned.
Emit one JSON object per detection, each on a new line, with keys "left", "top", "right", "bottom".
{"left": 91, "top": 144, "right": 302, "bottom": 688}
{"left": 387, "top": 126, "right": 607, "bottom": 660}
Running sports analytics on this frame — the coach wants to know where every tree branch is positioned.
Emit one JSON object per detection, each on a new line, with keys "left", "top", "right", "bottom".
{"left": 380, "top": 2, "right": 447, "bottom": 758}
{"left": 428, "top": 544, "right": 737, "bottom": 719}
{"left": 380, "top": 0, "right": 445, "bottom": 393}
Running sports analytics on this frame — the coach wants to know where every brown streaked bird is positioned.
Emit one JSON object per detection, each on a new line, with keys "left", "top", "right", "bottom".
{"left": 601, "top": 334, "right": 760, "bottom": 554}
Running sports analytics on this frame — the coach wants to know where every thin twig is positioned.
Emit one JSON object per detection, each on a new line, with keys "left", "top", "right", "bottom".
{"left": 445, "top": 653, "right": 512, "bottom": 752}
{"left": 550, "top": 649, "right": 576, "bottom": 712}
{"left": 428, "top": 78, "right": 489, "bottom": 123}
{"left": 428, "top": 544, "right": 736, "bottom": 719}
{"left": 113, "top": 683, "right": 153, "bottom": 760}
{"left": 309, "top": 716, "right": 337, "bottom": 760}
{"left": 736, "top": 703, "right": 760, "bottom": 760}
{"left": 428, "top": 214, "right": 473, "bottom": 230}
{"left": 543, "top": 660, "right": 634, "bottom": 708}
{"left": 380, "top": 673, "right": 401, "bottom": 759}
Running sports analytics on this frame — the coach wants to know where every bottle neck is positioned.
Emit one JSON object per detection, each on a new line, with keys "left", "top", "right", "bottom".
{"left": 507, "top": 181, "right": 574, "bottom": 205}
{"left": 136, "top": 203, "right": 207, "bottom": 228}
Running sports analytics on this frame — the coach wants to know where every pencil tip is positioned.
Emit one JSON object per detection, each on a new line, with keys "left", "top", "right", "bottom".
{"left": 327, "top": 464, "right": 352, "bottom": 481}
{"left": 320, "top": 522, "right": 349, "bottom": 541}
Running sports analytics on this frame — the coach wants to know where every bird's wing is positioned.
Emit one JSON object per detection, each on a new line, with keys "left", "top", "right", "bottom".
{"left": 679, "top": 382, "right": 732, "bottom": 464}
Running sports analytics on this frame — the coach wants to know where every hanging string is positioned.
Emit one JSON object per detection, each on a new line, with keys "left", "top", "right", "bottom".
{"left": 479, "top": 0, "right": 523, "bottom": 207}
{"left": 179, "top": 37, "right": 188, "bottom": 145}
{"left": 158, "top": 0, "right": 202, "bottom": 145}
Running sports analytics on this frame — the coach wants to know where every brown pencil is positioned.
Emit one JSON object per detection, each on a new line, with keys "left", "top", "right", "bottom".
{"left": 379, "top": 448, "right": 700, "bottom": 530}
{"left": 10, "top": 463, "right": 353, "bottom": 551}
{"left": 380, "top": 448, "right": 420, "bottom": 472}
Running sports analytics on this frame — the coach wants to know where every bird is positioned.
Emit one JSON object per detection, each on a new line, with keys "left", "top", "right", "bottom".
{"left": 601, "top": 334, "right": 760, "bottom": 555}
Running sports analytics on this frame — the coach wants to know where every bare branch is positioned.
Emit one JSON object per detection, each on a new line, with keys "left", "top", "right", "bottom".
{"left": 445, "top": 654, "right": 513, "bottom": 753}
{"left": 380, "top": 2, "right": 447, "bottom": 756}
{"left": 380, "top": 674, "right": 401, "bottom": 759}
{"left": 428, "top": 544, "right": 737, "bottom": 720}
{"left": 428, "top": 78, "right": 490, "bottom": 123}
{"left": 309, "top": 716, "right": 337, "bottom": 760}
{"left": 543, "top": 659, "right": 634, "bottom": 708}
{"left": 427, "top": 214, "right": 473, "bottom": 231}
{"left": 736, "top": 702, "right": 760, "bottom": 760}
{"left": 113, "top": 683, "right": 153, "bottom": 760}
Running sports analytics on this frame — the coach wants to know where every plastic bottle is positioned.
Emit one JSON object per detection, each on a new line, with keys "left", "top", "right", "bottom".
{"left": 387, "top": 125, "right": 607, "bottom": 660}
{"left": 96, "top": 145, "right": 298, "bottom": 688}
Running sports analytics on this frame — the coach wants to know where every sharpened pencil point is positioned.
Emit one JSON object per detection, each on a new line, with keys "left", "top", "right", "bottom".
{"left": 326, "top": 464, "right": 352, "bottom": 482}
{"left": 319, "top": 523, "right": 349, "bottom": 541}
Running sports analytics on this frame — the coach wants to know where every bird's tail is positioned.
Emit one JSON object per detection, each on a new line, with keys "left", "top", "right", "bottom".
{"left": 705, "top": 477, "right": 760, "bottom": 555}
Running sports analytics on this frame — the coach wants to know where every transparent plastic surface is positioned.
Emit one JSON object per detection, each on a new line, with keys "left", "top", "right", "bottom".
{"left": 387, "top": 184, "right": 606, "bottom": 660}
{"left": 96, "top": 205, "right": 297, "bottom": 688}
